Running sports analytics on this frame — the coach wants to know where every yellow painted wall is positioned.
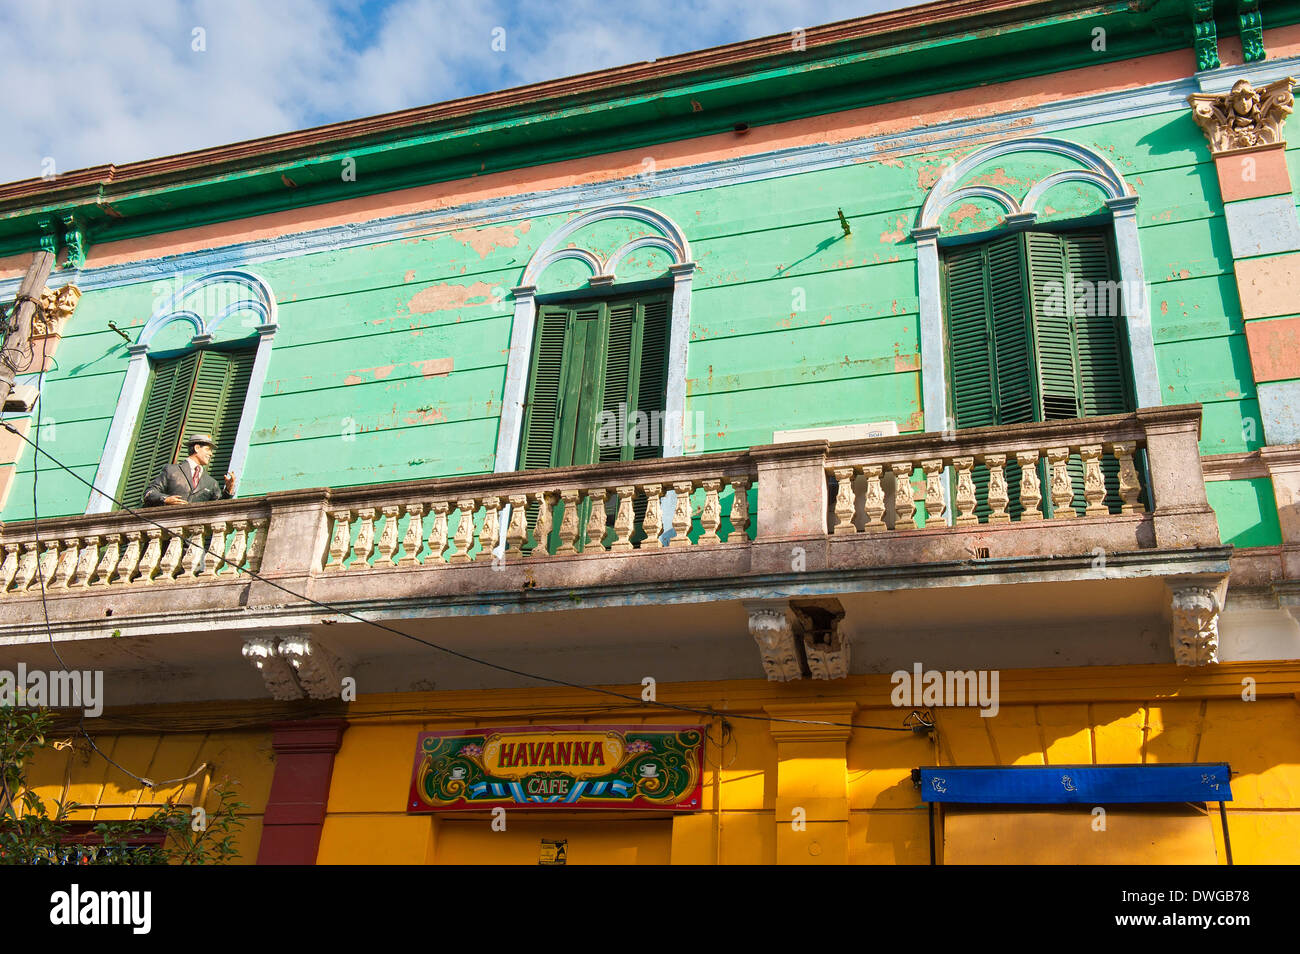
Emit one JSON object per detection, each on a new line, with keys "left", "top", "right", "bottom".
{"left": 314, "top": 662, "right": 1300, "bottom": 865}
{"left": 20, "top": 661, "right": 1297, "bottom": 865}
{"left": 21, "top": 726, "right": 275, "bottom": 864}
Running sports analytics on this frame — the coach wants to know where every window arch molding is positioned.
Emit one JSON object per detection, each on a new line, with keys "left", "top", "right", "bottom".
{"left": 495, "top": 203, "right": 695, "bottom": 472}
{"left": 911, "top": 136, "right": 1159, "bottom": 433}
{"left": 87, "top": 269, "right": 278, "bottom": 513}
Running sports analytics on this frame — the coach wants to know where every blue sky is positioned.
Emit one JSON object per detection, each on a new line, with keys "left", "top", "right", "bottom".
{"left": 0, "top": 0, "right": 914, "bottom": 184}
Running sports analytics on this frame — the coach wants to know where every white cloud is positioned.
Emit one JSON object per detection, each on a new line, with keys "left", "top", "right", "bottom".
{"left": 0, "top": 0, "right": 911, "bottom": 184}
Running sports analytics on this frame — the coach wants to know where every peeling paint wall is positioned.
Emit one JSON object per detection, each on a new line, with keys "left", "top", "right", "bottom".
{"left": 0, "top": 58, "right": 1287, "bottom": 553}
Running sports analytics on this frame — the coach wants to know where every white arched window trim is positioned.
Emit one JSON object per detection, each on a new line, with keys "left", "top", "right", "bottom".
{"left": 86, "top": 269, "right": 278, "bottom": 514}
{"left": 911, "top": 136, "right": 1160, "bottom": 434}
{"left": 493, "top": 203, "right": 695, "bottom": 472}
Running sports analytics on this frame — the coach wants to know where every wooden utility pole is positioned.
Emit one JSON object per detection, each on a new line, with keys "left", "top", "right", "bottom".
{"left": 0, "top": 250, "right": 55, "bottom": 411}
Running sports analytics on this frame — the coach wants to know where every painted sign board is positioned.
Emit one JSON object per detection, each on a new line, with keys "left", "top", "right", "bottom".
{"left": 407, "top": 724, "right": 704, "bottom": 811}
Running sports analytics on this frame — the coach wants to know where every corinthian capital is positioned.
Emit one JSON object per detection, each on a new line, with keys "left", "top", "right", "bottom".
{"left": 1189, "top": 77, "right": 1295, "bottom": 154}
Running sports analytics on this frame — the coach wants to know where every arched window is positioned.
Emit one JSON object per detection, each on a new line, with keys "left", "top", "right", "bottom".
{"left": 87, "top": 270, "right": 277, "bottom": 513}
{"left": 495, "top": 204, "right": 695, "bottom": 473}
{"left": 913, "top": 136, "right": 1159, "bottom": 435}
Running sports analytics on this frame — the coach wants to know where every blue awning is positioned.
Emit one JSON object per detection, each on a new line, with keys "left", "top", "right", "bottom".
{"left": 914, "top": 764, "right": 1232, "bottom": 804}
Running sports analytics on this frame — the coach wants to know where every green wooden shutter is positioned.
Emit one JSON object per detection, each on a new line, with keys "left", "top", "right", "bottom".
{"left": 945, "top": 244, "right": 997, "bottom": 430}
{"left": 1026, "top": 232, "right": 1079, "bottom": 421}
{"left": 599, "top": 300, "right": 636, "bottom": 464}
{"left": 945, "top": 236, "right": 1031, "bottom": 520}
{"left": 519, "top": 305, "right": 571, "bottom": 471}
{"left": 989, "top": 235, "right": 1035, "bottom": 425}
{"left": 119, "top": 352, "right": 199, "bottom": 507}
{"left": 1066, "top": 234, "right": 1130, "bottom": 417}
{"left": 632, "top": 296, "right": 669, "bottom": 461}
{"left": 182, "top": 349, "right": 256, "bottom": 477}
{"left": 1026, "top": 231, "right": 1131, "bottom": 513}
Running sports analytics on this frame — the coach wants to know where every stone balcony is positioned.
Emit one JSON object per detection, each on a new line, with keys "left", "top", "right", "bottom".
{"left": 0, "top": 404, "right": 1232, "bottom": 703}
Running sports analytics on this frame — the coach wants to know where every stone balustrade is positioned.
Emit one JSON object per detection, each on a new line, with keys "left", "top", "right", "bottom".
{"left": 826, "top": 435, "right": 1144, "bottom": 532}
{"left": 0, "top": 501, "right": 269, "bottom": 595}
{"left": 318, "top": 455, "right": 756, "bottom": 571}
{"left": 815, "top": 405, "right": 1216, "bottom": 550}
{"left": 0, "top": 406, "right": 1220, "bottom": 616}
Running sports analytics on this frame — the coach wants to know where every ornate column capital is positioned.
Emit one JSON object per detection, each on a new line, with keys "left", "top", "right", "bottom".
{"left": 33, "top": 284, "right": 81, "bottom": 336}
{"left": 1189, "top": 77, "right": 1295, "bottom": 155}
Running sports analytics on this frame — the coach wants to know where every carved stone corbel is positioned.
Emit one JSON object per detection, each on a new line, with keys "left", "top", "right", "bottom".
{"left": 1188, "top": 77, "right": 1295, "bottom": 154}
{"left": 1170, "top": 586, "right": 1223, "bottom": 666}
{"left": 790, "top": 599, "right": 850, "bottom": 680}
{"left": 278, "top": 633, "right": 346, "bottom": 700}
{"left": 744, "top": 602, "right": 803, "bottom": 682}
{"left": 242, "top": 636, "right": 304, "bottom": 700}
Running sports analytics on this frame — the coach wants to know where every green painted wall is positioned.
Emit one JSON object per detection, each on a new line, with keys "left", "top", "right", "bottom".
{"left": 1, "top": 88, "right": 1281, "bottom": 555}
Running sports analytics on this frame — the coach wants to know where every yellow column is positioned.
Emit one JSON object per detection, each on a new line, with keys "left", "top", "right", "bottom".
{"left": 766, "top": 702, "right": 855, "bottom": 865}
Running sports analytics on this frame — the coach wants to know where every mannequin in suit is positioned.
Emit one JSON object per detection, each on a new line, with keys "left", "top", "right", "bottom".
{"left": 142, "top": 433, "right": 237, "bottom": 507}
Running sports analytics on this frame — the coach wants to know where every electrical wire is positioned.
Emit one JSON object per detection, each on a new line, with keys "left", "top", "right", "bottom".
{"left": 7, "top": 371, "right": 924, "bottom": 782}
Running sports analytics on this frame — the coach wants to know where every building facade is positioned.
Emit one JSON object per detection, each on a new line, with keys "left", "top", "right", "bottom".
{"left": 3, "top": 0, "right": 1300, "bottom": 864}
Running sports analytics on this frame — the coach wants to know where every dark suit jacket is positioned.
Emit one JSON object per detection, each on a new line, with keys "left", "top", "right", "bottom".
{"left": 143, "top": 460, "right": 234, "bottom": 507}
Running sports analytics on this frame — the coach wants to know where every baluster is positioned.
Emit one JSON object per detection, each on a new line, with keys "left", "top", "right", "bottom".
{"left": 14, "top": 542, "right": 39, "bottom": 591}
{"left": 324, "top": 509, "right": 352, "bottom": 571}
{"left": 350, "top": 508, "right": 376, "bottom": 568}
{"left": 477, "top": 496, "right": 502, "bottom": 562}
{"left": 640, "top": 483, "right": 663, "bottom": 549}
{"left": 555, "top": 490, "right": 581, "bottom": 556}
{"left": 610, "top": 486, "right": 635, "bottom": 552}
{"left": 890, "top": 463, "right": 916, "bottom": 530}
{"left": 246, "top": 519, "right": 268, "bottom": 573}
{"left": 986, "top": 454, "right": 1010, "bottom": 524}
{"left": 51, "top": 538, "right": 78, "bottom": 588}
{"left": 448, "top": 499, "right": 475, "bottom": 563}
{"left": 531, "top": 492, "right": 554, "bottom": 557}
{"left": 669, "top": 480, "right": 694, "bottom": 548}
{"left": 728, "top": 477, "right": 751, "bottom": 540}
{"left": 953, "top": 457, "right": 978, "bottom": 526}
{"left": 116, "top": 532, "right": 143, "bottom": 584}
{"left": 137, "top": 529, "right": 164, "bottom": 582}
{"left": 71, "top": 535, "right": 99, "bottom": 587}
{"left": 158, "top": 529, "right": 184, "bottom": 580}
{"left": 201, "top": 522, "right": 226, "bottom": 577}
{"left": 832, "top": 467, "right": 857, "bottom": 534}
{"left": 698, "top": 480, "right": 722, "bottom": 545}
{"left": 1015, "top": 450, "right": 1043, "bottom": 521}
{"left": 1111, "top": 442, "right": 1145, "bottom": 514}
{"left": 35, "top": 541, "right": 60, "bottom": 588}
{"left": 922, "top": 459, "right": 946, "bottom": 526}
{"left": 862, "top": 466, "right": 886, "bottom": 532}
{"left": 1047, "top": 447, "right": 1075, "bottom": 519}
{"left": 583, "top": 489, "right": 607, "bottom": 554}
{"left": 224, "top": 521, "right": 249, "bottom": 575}
{"left": 505, "top": 494, "right": 529, "bottom": 558}
{"left": 375, "top": 506, "right": 400, "bottom": 566}
{"left": 427, "top": 502, "right": 450, "bottom": 564}
{"left": 181, "top": 525, "right": 207, "bottom": 577}
{"left": 1080, "top": 444, "right": 1108, "bottom": 516}
{"left": 397, "top": 503, "right": 425, "bottom": 566}
{"left": 0, "top": 543, "right": 19, "bottom": 592}
{"left": 92, "top": 535, "right": 120, "bottom": 586}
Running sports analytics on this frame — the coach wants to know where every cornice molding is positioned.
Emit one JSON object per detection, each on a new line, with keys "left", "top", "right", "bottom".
{"left": 0, "top": 1, "right": 1141, "bottom": 208}
{"left": 11, "top": 53, "right": 1292, "bottom": 300}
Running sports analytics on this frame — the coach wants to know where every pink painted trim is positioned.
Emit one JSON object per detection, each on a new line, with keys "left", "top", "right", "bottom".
{"left": 52, "top": 49, "right": 1194, "bottom": 275}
